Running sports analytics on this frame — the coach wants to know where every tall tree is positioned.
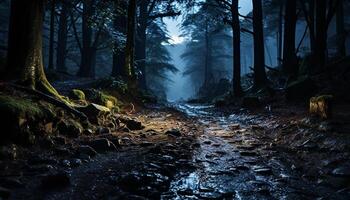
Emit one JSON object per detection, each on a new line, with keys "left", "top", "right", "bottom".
{"left": 252, "top": 0, "right": 268, "bottom": 88}
{"left": 282, "top": 0, "right": 297, "bottom": 76}
{"left": 124, "top": 0, "right": 137, "bottom": 82}
{"left": 112, "top": 0, "right": 127, "bottom": 77}
{"left": 6, "top": 0, "right": 59, "bottom": 96}
{"left": 56, "top": 0, "right": 69, "bottom": 73}
{"left": 315, "top": 0, "right": 327, "bottom": 69}
{"left": 48, "top": 0, "right": 56, "bottom": 70}
{"left": 78, "top": 0, "right": 94, "bottom": 77}
{"left": 336, "top": 0, "right": 346, "bottom": 57}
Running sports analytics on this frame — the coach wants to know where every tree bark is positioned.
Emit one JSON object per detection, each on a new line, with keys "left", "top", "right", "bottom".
{"left": 336, "top": 0, "right": 346, "bottom": 57}
{"left": 232, "top": 1, "right": 242, "bottom": 96}
{"left": 315, "top": 0, "right": 327, "bottom": 70}
{"left": 78, "top": 0, "right": 94, "bottom": 78}
{"left": 56, "top": 0, "right": 68, "bottom": 73}
{"left": 48, "top": 0, "right": 56, "bottom": 70}
{"left": 277, "top": 1, "right": 283, "bottom": 66}
{"left": 6, "top": 0, "right": 59, "bottom": 96}
{"left": 282, "top": 0, "right": 298, "bottom": 77}
{"left": 137, "top": 0, "right": 148, "bottom": 90}
{"left": 124, "top": 0, "right": 137, "bottom": 81}
{"left": 252, "top": 0, "right": 268, "bottom": 88}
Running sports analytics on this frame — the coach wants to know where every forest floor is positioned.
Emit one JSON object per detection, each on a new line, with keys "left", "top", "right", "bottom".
{"left": 0, "top": 79, "right": 350, "bottom": 200}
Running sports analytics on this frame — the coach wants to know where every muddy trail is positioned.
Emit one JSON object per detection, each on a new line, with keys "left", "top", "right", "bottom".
{"left": 1, "top": 103, "right": 350, "bottom": 200}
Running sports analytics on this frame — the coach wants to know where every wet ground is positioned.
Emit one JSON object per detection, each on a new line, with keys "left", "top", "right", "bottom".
{"left": 1, "top": 103, "right": 350, "bottom": 199}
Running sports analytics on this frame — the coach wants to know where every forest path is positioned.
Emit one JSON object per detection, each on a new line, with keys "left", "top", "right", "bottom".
{"left": 165, "top": 103, "right": 349, "bottom": 200}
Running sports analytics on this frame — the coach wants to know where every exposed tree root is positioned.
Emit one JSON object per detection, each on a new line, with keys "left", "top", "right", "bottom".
{"left": 8, "top": 83, "right": 88, "bottom": 121}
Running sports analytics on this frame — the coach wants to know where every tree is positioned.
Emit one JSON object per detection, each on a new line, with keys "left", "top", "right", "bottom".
{"left": 252, "top": 0, "right": 268, "bottom": 88}
{"left": 48, "top": 0, "right": 56, "bottom": 70}
{"left": 5, "top": 0, "right": 59, "bottom": 96}
{"left": 112, "top": 0, "right": 127, "bottom": 77}
{"left": 282, "top": 0, "right": 297, "bottom": 76}
{"left": 56, "top": 0, "right": 69, "bottom": 73}
{"left": 214, "top": 0, "right": 243, "bottom": 96}
{"left": 124, "top": 0, "right": 137, "bottom": 82}
{"left": 336, "top": 0, "right": 346, "bottom": 57}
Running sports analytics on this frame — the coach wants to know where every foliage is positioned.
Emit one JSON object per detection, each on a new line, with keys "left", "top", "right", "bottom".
{"left": 145, "top": 20, "right": 178, "bottom": 99}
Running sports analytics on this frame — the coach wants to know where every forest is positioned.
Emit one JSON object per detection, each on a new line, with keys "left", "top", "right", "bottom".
{"left": 0, "top": 0, "right": 350, "bottom": 199}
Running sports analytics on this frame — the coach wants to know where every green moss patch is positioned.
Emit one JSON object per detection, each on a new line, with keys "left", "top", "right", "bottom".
{"left": 0, "top": 95, "right": 44, "bottom": 118}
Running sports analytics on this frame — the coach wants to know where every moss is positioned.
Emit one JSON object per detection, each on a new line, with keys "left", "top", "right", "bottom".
{"left": 70, "top": 89, "right": 86, "bottom": 101}
{"left": 99, "top": 92, "right": 118, "bottom": 109}
{"left": 0, "top": 95, "right": 44, "bottom": 118}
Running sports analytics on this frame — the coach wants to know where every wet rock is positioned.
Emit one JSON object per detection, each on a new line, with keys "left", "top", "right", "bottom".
{"left": 0, "top": 186, "right": 11, "bottom": 199}
{"left": 140, "top": 141, "right": 154, "bottom": 147}
{"left": 96, "top": 127, "right": 110, "bottom": 134}
{"left": 78, "top": 103, "right": 110, "bottom": 124}
{"left": 165, "top": 129, "right": 182, "bottom": 137}
{"left": 77, "top": 145, "right": 98, "bottom": 157}
{"left": 57, "top": 119, "right": 83, "bottom": 137}
{"left": 118, "top": 173, "right": 143, "bottom": 192}
{"left": 239, "top": 151, "right": 258, "bottom": 157}
{"left": 331, "top": 165, "right": 350, "bottom": 177}
{"left": 254, "top": 168, "right": 273, "bottom": 176}
{"left": 27, "top": 156, "right": 59, "bottom": 165}
{"left": 85, "top": 138, "right": 117, "bottom": 153}
{"left": 70, "top": 159, "right": 82, "bottom": 167}
{"left": 61, "top": 160, "right": 71, "bottom": 167}
{"left": 119, "top": 117, "right": 144, "bottom": 130}
{"left": 41, "top": 172, "right": 70, "bottom": 189}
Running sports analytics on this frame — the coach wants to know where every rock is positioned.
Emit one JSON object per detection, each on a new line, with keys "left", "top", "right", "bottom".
{"left": 165, "top": 129, "right": 181, "bottom": 137}
{"left": 0, "top": 186, "right": 11, "bottom": 199}
{"left": 57, "top": 119, "right": 83, "bottom": 137}
{"left": 309, "top": 95, "right": 333, "bottom": 119}
{"left": 119, "top": 117, "right": 144, "bottom": 130}
{"left": 286, "top": 76, "right": 317, "bottom": 101}
{"left": 70, "top": 159, "right": 82, "bottom": 167}
{"left": 96, "top": 127, "right": 110, "bottom": 134}
{"left": 0, "top": 144, "right": 17, "bottom": 160}
{"left": 254, "top": 168, "right": 273, "bottom": 176}
{"left": 242, "top": 96, "right": 261, "bottom": 108}
{"left": 331, "top": 165, "right": 350, "bottom": 177}
{"left": 77, "top": 145, "right": 98, "bottom": 157}
{"left": 41, "top": 172, "right": 70, "bottom": 189}
{"left": 69, "top": 89, "right": 86, "bottom": 101}
{"left": 85, "top": 138, "right": 117, "bottom": 153}
{"left": 78, "top": 103, "right": 110, "bottom": 124}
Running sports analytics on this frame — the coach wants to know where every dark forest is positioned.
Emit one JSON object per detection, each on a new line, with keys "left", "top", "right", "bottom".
{"left": 0, "top": 0, "right": 350, "bottom": 199}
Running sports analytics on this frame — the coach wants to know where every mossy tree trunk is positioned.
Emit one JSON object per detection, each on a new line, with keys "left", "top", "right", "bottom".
{"left": 48, "top": 0, "right": 56, "bottom": 70}
{"left": 6, "top": 0, "right": 59, "bottom": 96}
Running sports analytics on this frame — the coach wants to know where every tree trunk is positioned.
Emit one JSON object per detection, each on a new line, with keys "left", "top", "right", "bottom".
{"left": 314, "top": 0, "right": 327, "bottom": 70}
{"left": 232, "top": 1, "right": 242, "bottom": 96}
{"left": 56, "top": 0, "right": 68, "bottom": 73}
{"left": 137, "top": 0, "right": 148, "bottom": 90}
{"left": 204, "top": 23, "right": 210, "bottom": 89}
{"left": 277, "top": 2, "right": 283, "bottom": 66}
{"left": 112, "top": 1, "right": 127, "bottom": 77}
{"left": 309, "top": 0, "right": 316, "bottom": 52}
{"left": 6, "top": 0, "right": 59, "bottom": 96}
{"left": 48, "top": 0, "right": 55, "bottom": 70}
{"left": 124, "top": 0, "right": 136, "bottom": 81}
{"left": 282, "top": 0, "right": 298, "bottom": 77}
{"left": 336, "top": 0, "right": 346, "bottom": 57}
{"left": 78, "top": 0, "right": 94, "bottom": 78}
{"left": 252, "top": 0, "right": 268, "bottom": 89}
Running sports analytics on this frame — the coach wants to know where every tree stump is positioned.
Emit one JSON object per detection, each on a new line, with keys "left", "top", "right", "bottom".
{"left": 309, "top": 95, "right": 333, "bottom": 119}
